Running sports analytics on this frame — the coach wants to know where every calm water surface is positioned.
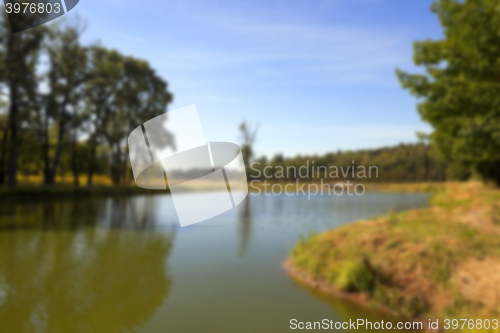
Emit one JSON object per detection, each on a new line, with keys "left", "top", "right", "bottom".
{"left": 0, "top": 192, "right": 429, "bottom": 332}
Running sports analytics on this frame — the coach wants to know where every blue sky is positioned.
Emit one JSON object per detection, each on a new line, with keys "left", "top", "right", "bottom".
{"left": 66, "top": 0, "right": 442, "bottom": 158}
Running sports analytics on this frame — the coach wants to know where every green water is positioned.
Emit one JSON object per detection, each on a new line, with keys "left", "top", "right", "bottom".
{"left": 0, "top": 192, "right": 429, "bottom": 332}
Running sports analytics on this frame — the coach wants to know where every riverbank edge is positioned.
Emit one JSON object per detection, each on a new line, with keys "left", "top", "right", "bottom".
{"left": 1, "top": 181, "right": 447, "bottom": 200}
{"left": 283, "top": 182, "right": 500, "bottom": 332}
{"left": 0, "top": 185, "right": 171, "bottom": 200}
{"left": 284, "top": 258, "right": 380, "bottom": 309}
{"left": 283, "top": 259, "right": 430, "bottom": 330}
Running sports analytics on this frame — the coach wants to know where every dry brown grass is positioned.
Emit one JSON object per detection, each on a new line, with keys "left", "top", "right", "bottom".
{"left": 454, "top": 258, "right": 500, "bottom": 308}
{"left": 289, "top": 182, "right": 500, "bottom": 331}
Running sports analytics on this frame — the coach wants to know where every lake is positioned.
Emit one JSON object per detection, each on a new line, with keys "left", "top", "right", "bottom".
{"left": 0, "top": 192, "right": 429, "bottom": 332}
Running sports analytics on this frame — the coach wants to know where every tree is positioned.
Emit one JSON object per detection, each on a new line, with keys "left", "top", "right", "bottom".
{"left": 0, "top": 16, "right": 174, "bottom": 188}
{"left": 84, "top": 46, "right": 121, "bottom": 186}
{"left": 41, "top": 22, "right": 89, "bottom": 186}
{"left": 239, "top": 121, "right": 258, "bottom": 179}
{"left": 85, "top": 47, "right": 173, "bottom": 185}
{"left": 0, "top": 107, "right": 8, "bottom": 185}
{"left": 397, "top": 0, "right": 500, "bottom": 185}
{"left": 0, "top": 13, "right": 46, "bottom": 186}
{"left": 109, "top": 55, "right": 172, "bottom": 185}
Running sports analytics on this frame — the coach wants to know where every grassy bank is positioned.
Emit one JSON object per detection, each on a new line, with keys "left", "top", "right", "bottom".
{"left": 0, "top": 174, "right": 174, "bottom": 199}
{"left": 288, "top": 182, "right": 500, "bottom": 331}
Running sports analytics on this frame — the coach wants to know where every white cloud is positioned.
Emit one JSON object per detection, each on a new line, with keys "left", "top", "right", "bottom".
{"left": 150, "top": 8, "right": 414, "bottom": 87}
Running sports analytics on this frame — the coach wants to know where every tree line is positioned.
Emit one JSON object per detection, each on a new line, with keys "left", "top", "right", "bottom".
{"left": 3, "top": 0, "right": 498, "bottom": 187}
{"left": 248, "top": 143, "right": 460, "bottom": 183}
{"left": 0, "top": 13, "right": 172, "bottom": 187}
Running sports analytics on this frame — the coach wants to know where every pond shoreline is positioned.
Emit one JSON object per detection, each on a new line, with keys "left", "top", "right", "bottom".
{"left": 284, "top": 258, "right": 376, "bottom": 310}
{"left": 0, "top": 185, "right": 171, "bottom": 200}
{"left": 284, "top": 259, "right": 431, "bottom": 331}
{"left": 0, "top": 181, "right": 445, "bottom": 200}
{"left": 286, "top": 182, "right": 500, "bottom": 333}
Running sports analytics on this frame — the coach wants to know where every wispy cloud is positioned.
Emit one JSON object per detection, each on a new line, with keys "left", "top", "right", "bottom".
{"left": 77, "top": 0, "right": 437, "bottom": 155}
{"left": 152, "top": 6, "right": 413, "bottom": 87}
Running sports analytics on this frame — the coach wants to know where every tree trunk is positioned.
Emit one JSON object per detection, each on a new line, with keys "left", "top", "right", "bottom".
{"left": 6, "top": 31, "right": 19, "bottom": 188}
{"left": 71, "top": 143, "right": 79, "bottom": 186}
{"left": 119, "top": 149, "right": 126, "bottom": 185}
{"left": 42, "top": 112, "right": 50, "bottom": 185}
{"left": 46, "top": 100, "right": 68, "bottom": 186}
{"left": 111, "top": 143, "right": 121, "bottom": 185}
{"left": 46, "top": 118, "right": 65, "bottom": 186}
{"left": 0, "top": 124, "right": 9, "bottom": 185}
{"left": 87, "top": 139, "right": 96, "bottom": 186}
{"left": 71, "top": 130, "right": 79, "bottom": 186}
{"left": 7, "top": 86, "right": 18, "bottom": 187}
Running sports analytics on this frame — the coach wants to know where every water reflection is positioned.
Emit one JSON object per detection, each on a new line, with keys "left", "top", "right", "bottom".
{"left": 0, "top": 196, "right": 171, "bottom": 231}
{"left": 290, "top": 275, "right": 415, "bottom": 332}
{"left": 0, "top": 193, "right": 431, "bottom": 333}
{"left": 0, "top": 198, "right": 176, "bottom": 333}
{"left": 238, "top": 197, "right": 252, "bottom": 257}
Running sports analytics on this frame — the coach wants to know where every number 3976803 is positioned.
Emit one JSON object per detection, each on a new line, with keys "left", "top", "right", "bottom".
{"left": 5, "top": 2, "right": 61, "bottom": 14}
{"left": 444, "top": 319, "right": 498, "bottom": 330}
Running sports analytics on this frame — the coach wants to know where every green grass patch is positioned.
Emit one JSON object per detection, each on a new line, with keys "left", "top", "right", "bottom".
{"left": 289, "top": 182, "right": 500, "bottom": 328}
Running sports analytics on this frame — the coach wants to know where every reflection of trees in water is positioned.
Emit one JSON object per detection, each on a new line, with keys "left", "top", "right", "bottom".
{"left": 238, "top": 197, "right": 252, "bottom": 257}
{"left": 0, "top": 196, "right": 176, "bottom": 332}
{"left": 0, "top": 199, "right": 105, "bottom": 231}
{"left": 109, "top": 196, "right": 160, "bottom": 230}
{"left": 0, "top": 196, "right": 164, "bottom": 231}
{"left": 0, "top": 228, "right": 176, "bottom": 333}
{"left": 271, "top": 194, "right": 284, "bottom": 225}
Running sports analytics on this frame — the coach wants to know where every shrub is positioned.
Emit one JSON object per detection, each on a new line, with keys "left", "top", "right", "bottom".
{"left": 335, "top": 261, "right": 373, "bottom": 292}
